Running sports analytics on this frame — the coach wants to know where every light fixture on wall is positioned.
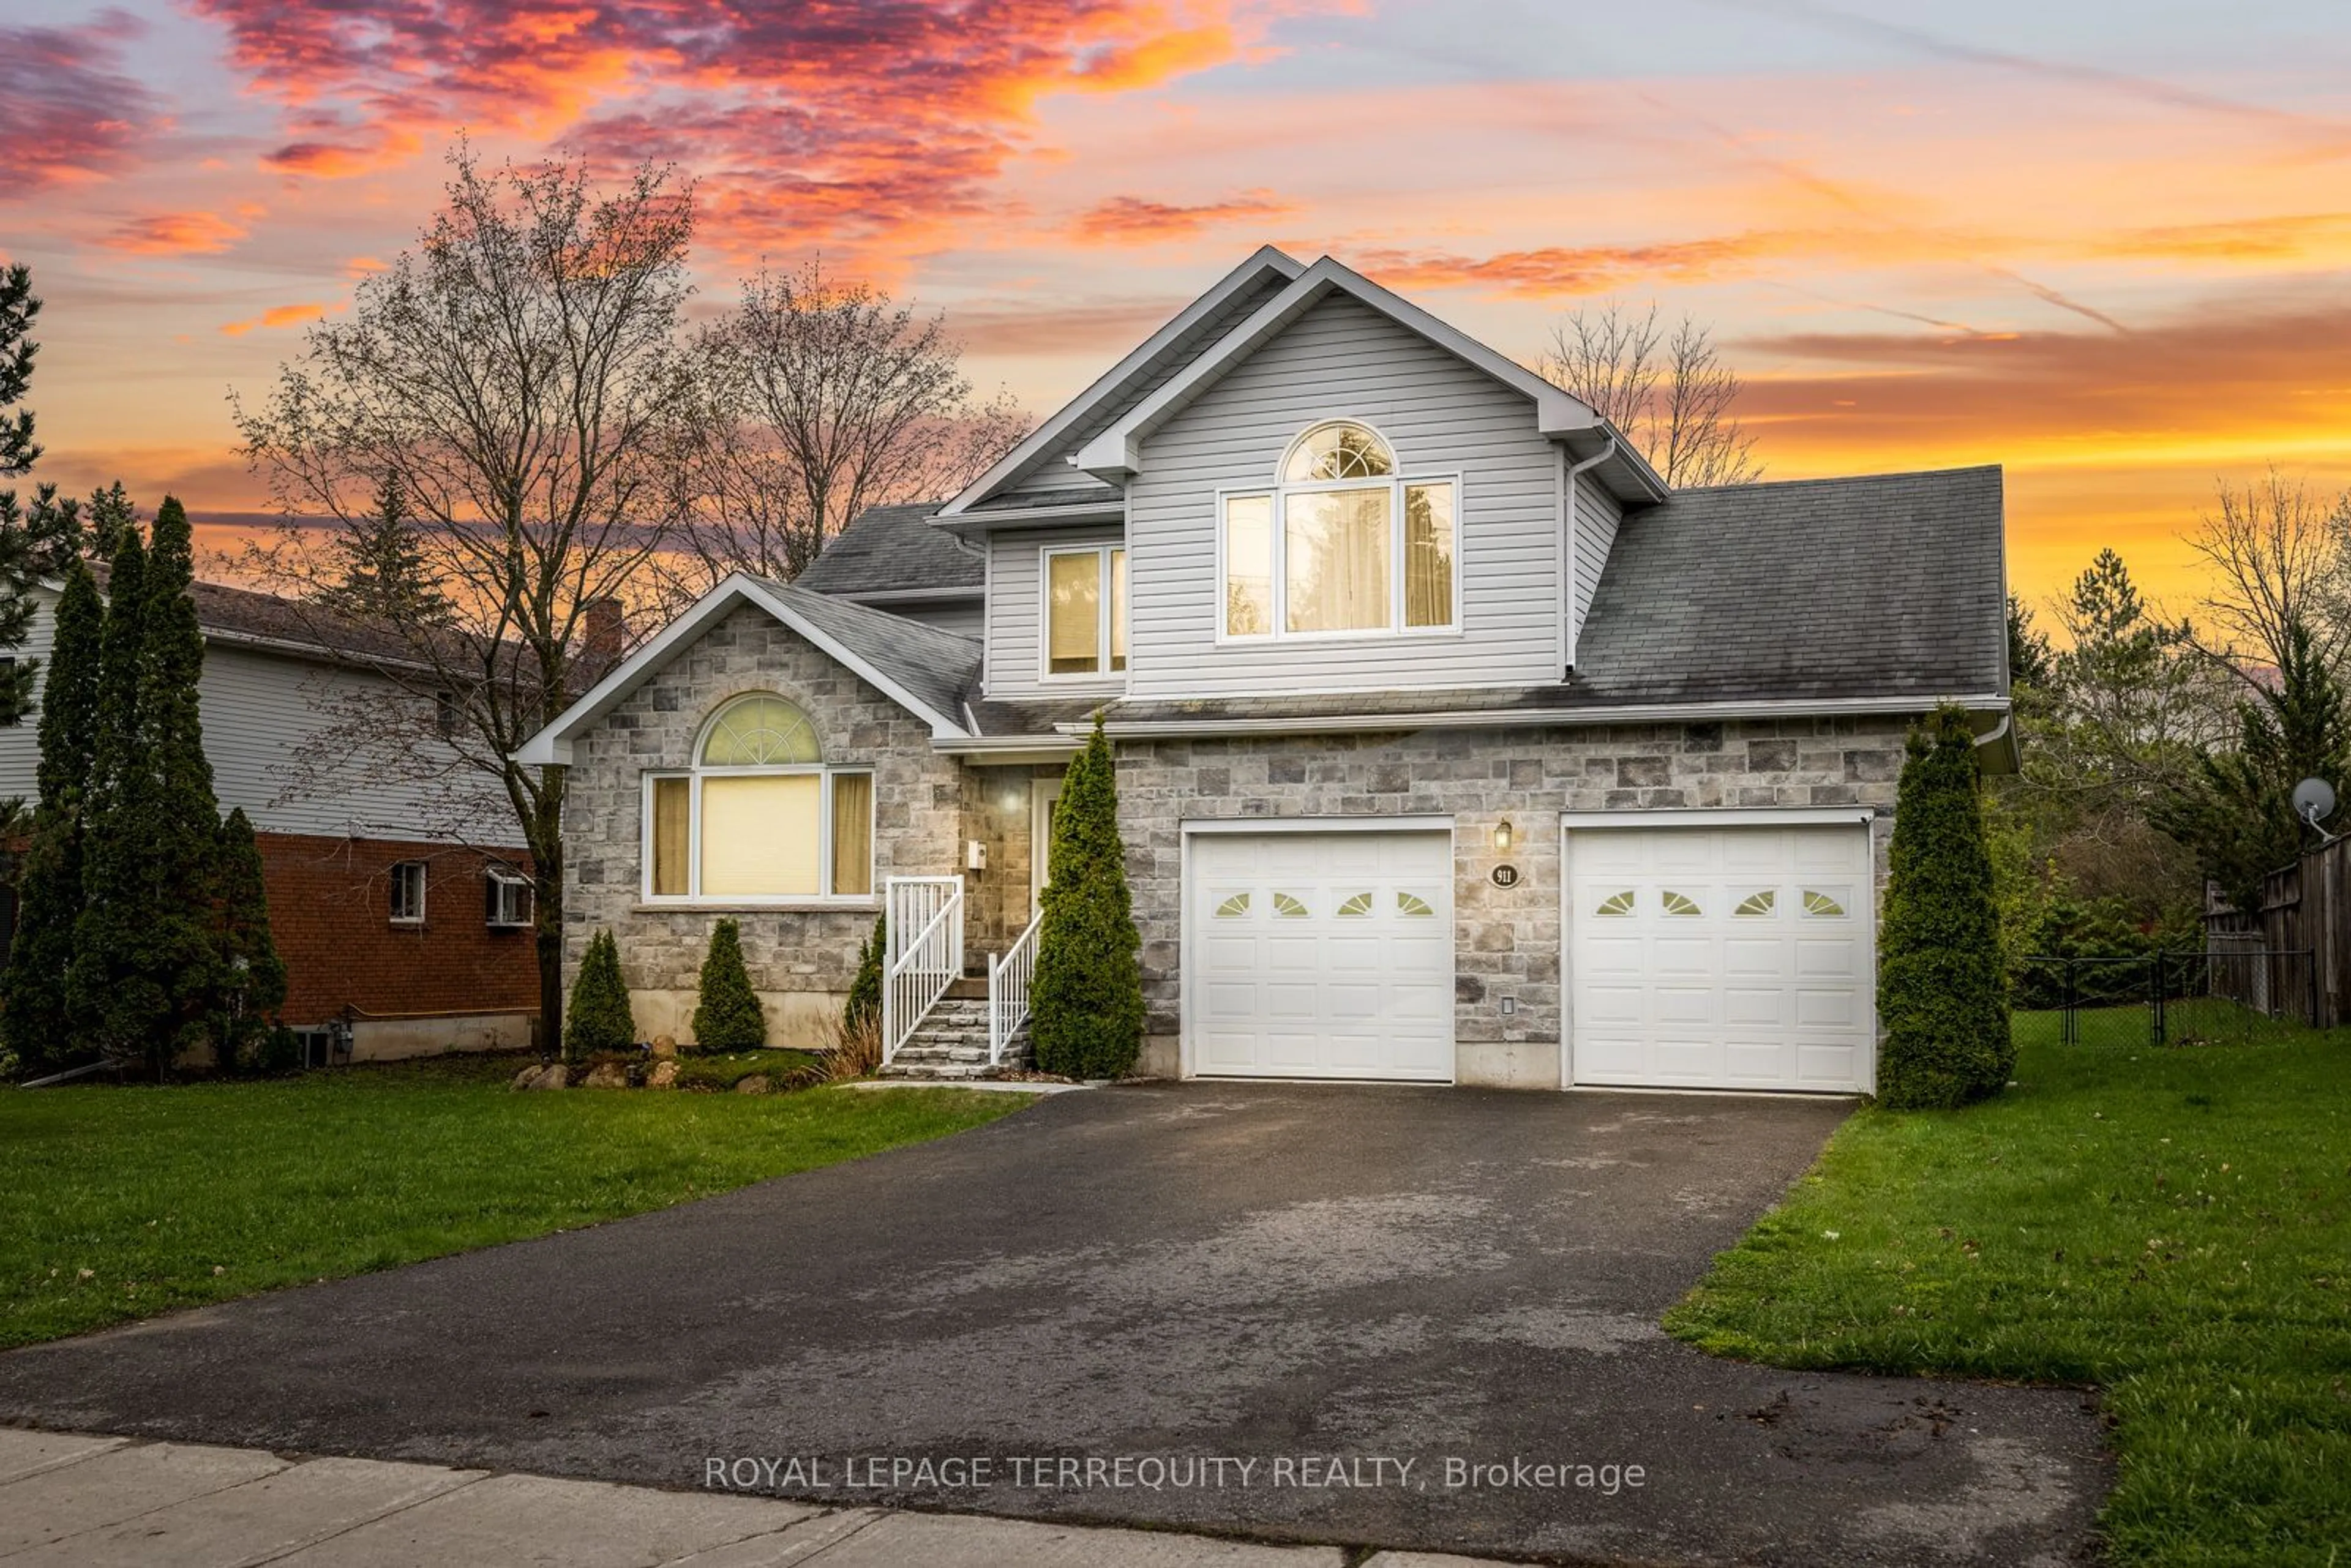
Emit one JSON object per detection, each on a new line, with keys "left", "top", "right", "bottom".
{"left": 1493, "top": 817, "right": 1513, "bottom": 853}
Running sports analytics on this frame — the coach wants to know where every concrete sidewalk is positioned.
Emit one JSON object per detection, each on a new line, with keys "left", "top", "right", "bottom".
{"left": 0, "top": 1427, "right": 1506, "bottom": 1567}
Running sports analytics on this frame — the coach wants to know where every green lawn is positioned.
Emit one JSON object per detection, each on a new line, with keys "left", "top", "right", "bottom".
{"left": 1667, "top": 1022, "right": 2351, "bottom": 1566}
{"left": 0, "top": 1055, "right": 1030, "bottom": 1349}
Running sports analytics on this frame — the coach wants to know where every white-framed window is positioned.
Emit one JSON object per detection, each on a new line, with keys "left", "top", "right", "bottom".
{"left": 1221, "top": 419, "right": 1458, "bottom": 640}
{"left": 642, "top": 692, "right": 876, "bottom": 904}
{"left": 486, "top": 865, "right": 532, "bottom": 928}
{"left": 389, "top": 860, "right": 427, "bottom": 925}
{"left": 1041, "top": 544, "right": 1127, "bottom": 678}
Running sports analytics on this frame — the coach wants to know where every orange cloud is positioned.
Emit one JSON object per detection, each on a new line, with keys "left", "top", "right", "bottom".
{"left": 192, "top": 0, "right": 1338, "bottom": 253}
{"left": 98, "top": 211, "right": 249, "bottom": 256}
{"left": 1351, "top": 235, "right": 1785, "bottom": 298}
{"left": 220, "top": 302, "right": 327, "bottom": 336}
{"left": 1073, "top": 189, "right": 1297, "bottom": 243}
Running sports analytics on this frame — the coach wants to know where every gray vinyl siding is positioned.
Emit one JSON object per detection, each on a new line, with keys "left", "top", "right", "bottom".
{"left": 0, "top": 590, "right": 514, "bottom": 846}
{"left": 982, "top": 524, "right": 1129, "bottom": 701}
{"left": 986, "top": 273, "right": 1291, "bottom": 507}
{"left": 1570, "top": 468, "right": 1624, "bottom": 653}
{"left": 1126, "top": 293, "right": 1564, "bottom": 699}
{"left": 0, "top": 585, "right": 61, "bottom": 804}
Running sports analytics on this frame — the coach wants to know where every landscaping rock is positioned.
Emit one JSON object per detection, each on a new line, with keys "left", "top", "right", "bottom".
{"left": 735, "top": 1074, "right": 772, "bottom": 1095}
{"left": 525, "top": 1064, "right": 570, "bottom": 1090}
{"left": 650, "top": 1035, "right": 678, "bottom": 1059}
{"left": 582, "top": 1060, "right": 630, "bottom": 1090}
{"left": 647, "top": 1060, "right": 679, "bottom": 1089}
{"left": 510, "top": 1065, "right": 541, "bottom": 1091}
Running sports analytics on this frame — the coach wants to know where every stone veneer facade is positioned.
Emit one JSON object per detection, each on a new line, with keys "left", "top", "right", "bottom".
{"left": 1112, "top": 717, "right": 1906, "bottom": 1086}
{"left": 560, "top": 604, "right": 965, "bottom": 1044}
{"left": 560, "top": 602, "right": 1908, "bottom": 1073}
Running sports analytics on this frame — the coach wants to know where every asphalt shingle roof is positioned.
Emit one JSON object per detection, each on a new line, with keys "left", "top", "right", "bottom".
{"left": 1570, "top": 465, "right": 2006, "bottom": 705}
{"left": 793, "top": 503, "right": 983, "bottom": 598}
{"left": 757, "top": 580, "right": 981, "bottom": 725}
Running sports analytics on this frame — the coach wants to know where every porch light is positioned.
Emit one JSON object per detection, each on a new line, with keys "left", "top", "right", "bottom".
{"left": 1493, "top": 817, "right": 1513, "bottom": 852}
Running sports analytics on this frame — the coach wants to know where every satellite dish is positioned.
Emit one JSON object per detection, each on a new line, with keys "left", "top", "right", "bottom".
{"left": 2293, "top": 776, "right": 2336, "bottom": 831}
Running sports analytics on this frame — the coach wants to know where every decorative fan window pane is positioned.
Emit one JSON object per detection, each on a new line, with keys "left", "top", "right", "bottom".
{"left": 1283, "top": 421, "right": 1394, "bottom": 482}
{"left": 1396, "top": 891, "right": 1436, "bottom": 918}
{"left": 1272, "top": 891, "right": 1311, "bottom": 918}
{"left": 1213, "top": 892, "right": 1251, "bottom": 918}
{"left": 1802, "top": 889, "right": 1850, "bottom": 918}
{"left": 699, "top": 694, "right": 820, "bottom": 765}
{"left": 1337, "top": 891, "right": 1376, "bottom": 918}
{"left": 1733, "top": 890, "right": 1776, "bottom": 918}
{"left": 1593, "top": 890, "right": 1636, "bottom": 917}
{"left": 1661, "top": 890, "right": 1702, "bottom": 917}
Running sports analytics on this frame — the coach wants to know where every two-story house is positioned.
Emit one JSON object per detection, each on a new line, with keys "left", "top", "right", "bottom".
{"left": 520, "top": 249, "right": 2011, "bottom": 1093}
{"left": 1, "top": 574, "right": 541, "bottom": 1064}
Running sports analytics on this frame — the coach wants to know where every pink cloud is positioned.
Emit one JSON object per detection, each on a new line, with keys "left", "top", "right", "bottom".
{"left": 0, "top": 9, "right": 168, "bottom": 197}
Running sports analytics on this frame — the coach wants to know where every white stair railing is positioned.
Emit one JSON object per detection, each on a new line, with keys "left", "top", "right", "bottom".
{"left": 988, "top": 909, "right": 1044, "bottom": 1065}
{"left": 882, "top": 876, "right": 964, "bottom": 1067}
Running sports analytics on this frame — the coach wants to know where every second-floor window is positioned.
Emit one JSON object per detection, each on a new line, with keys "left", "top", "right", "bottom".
{"left": 1222, "top": 419, "right": 1457, "bottom": 640}
{"left": 1044, "top": 545, "right": 1128, "bottom": 678}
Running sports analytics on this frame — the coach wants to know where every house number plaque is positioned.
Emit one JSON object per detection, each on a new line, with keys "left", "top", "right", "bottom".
{"left": 1490, "top": 863, "right": 1520, "bottom": 888}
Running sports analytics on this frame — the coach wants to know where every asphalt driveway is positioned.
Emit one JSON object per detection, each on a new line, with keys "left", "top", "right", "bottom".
{"left": 0, "top": 1083, "right": 2106, "bottom": 1565}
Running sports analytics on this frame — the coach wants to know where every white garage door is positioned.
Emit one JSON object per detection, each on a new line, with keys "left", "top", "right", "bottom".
{"left": 1567, "top": 823, "right": 1873, "bottom": 1092}
{"left": 1188, "top": 831, "right": 1454, "bottom": 1081}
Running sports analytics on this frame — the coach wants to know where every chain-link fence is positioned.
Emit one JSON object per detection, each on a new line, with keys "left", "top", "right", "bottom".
{"left": 2012, "top": 950, "right": 2315, "bottom": 1046}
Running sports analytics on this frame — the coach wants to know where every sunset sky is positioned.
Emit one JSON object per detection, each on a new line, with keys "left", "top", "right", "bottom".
{"left": 5, "top": 0, "right": 2348, "bottom": 616}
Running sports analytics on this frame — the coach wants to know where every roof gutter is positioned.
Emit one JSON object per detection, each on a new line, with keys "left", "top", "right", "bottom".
{"left": 1070, "top": 692, "right": 2011, "bottom": 740}
{"left": 932, "top": 499, "right": 1125, "bottom": 533}
{"left": 1559, "top": 437, "right": 1616, "bottom": 677}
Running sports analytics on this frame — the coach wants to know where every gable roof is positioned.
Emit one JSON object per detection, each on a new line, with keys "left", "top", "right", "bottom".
{"left": 794, "top": 503, "right": 982, "bottom": 600}
{"left": 1071, "top": 255, "right": 1669, "bottom": 505}
{"left": 1570, "top": 465, "right": 2007, "bottom": 704}
{"left": 514, "top": 575, "right": 981, "bottom": 763}
{"left": 938, "top": 247, "right": 1306, "bottom": 517}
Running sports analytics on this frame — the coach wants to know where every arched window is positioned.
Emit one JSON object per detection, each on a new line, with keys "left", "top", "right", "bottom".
{"left": 1223, "top": 419, "right": 1455, "bottom": 640}
{"left": 1284, "top": 421, "right": 1394, "bottom": 482}
{"left": 644, "top": 693, "right": 874, "bottom": 902}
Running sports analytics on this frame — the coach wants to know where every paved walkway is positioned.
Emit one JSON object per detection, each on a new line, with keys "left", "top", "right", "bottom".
{"left": 0, "top": 1428, "right": 1500, "bottom": 1567}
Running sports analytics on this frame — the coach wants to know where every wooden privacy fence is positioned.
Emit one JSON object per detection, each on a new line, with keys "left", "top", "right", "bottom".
{"left": 2205, "top": 832, "right": 2351, "bottom": 1027}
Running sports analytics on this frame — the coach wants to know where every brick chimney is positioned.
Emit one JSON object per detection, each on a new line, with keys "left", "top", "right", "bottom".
{"left": 582, "top": 597, "right": 627, "bottom": 670}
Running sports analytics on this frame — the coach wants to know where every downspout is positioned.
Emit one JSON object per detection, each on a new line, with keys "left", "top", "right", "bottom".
{"left": 1559, "top": 438, "right": 1616, "bottom": 678}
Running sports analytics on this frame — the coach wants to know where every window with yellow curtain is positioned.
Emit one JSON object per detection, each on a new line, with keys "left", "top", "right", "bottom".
{"left": 1404, "top": 482, "right": 1455, "bottom": 629}
{"left": 1221, "top": 422, "right": 1456, "bottom": 640}
{"left": 1045, "top": 546, "right": 1125, "bottom": 676}
{"left": 650, "top": 776, "right": 690, "bottom": 896}
{"left": 643, "top": 692, "right": 876, "bottom": 901}
{"left": 829, "top": 772, "right": 872, "bottom": 896}
{"left": 1284, "top": 487, "right": 1392, "bottom": 634}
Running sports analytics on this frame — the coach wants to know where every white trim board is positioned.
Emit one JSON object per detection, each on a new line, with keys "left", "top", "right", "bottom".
{"left": 939, "top": 247, "right": 1306, "bottom": 519}
{"left": 514, "top": 574, "right": 971, "bottom": 765}
{"left": 1559, "top": 808, "right": 1876, "bottom": 830}
{"left": 1182, "top": 815, "right": 1454, "bottom": 835}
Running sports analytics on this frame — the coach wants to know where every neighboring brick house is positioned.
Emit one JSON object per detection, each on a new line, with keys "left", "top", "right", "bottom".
{"left": 0, "top": 576, "right": 539, "bottom": 1062}
{"left": 522, "top": 248, "right": 2013, "bottom": 1093}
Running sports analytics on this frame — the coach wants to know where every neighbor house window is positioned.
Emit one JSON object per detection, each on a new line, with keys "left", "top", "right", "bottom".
{"left": 643, "top": 693, "right": 874, "bottom": 902}
{"left": 486, "top": 865, "right": 532, "bottom": 928}
{"left": 389, "top": 860, "right": 427, "bottom": 925}
{"left": 1044, "top": 545, "right": 1127, "bottom": 677}
{"left": 1222, "top": 420, "right": 1457, "bottom": 639}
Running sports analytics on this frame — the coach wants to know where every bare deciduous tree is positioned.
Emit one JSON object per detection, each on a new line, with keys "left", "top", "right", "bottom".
{"left": 674, "top": 259, "right": 1028, "bottom": 593}
{"left": 234, "top": 145, "right": 700, "bottom": 1041}
{"left": 1536, "top": 301, "right": 1761, "bottom": 488}
{"left": 2184, "top": 467, "right": 2351, "bottom": 682}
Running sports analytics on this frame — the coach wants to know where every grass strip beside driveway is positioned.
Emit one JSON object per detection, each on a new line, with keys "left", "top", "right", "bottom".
{"left": 1, "top": 1055, "right": 1031, "bottom": 1350}
{"left": 1667, "top": 1018, "right": 2351, "bottom": 1566}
